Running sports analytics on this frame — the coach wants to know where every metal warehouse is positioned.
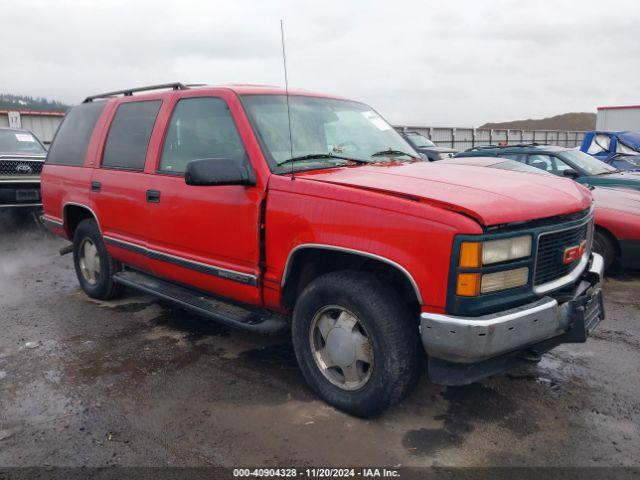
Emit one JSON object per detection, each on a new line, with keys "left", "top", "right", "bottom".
{"left": 596, "top": 105, "right": 640, "bottom": 131}
{"left": 0, "top": 109, "right": 64, "bottom": 145}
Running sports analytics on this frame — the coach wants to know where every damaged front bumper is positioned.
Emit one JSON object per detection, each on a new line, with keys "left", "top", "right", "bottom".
{"left": 421, "top": 252, "right": 605, "bottom": 385}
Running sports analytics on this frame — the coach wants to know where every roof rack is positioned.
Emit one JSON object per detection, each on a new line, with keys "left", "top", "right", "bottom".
{"left": 465, "top": 143, "right": 545, "bottom": 152}
{"left": 83, "top": 82, "right": 189, "bottom": 103}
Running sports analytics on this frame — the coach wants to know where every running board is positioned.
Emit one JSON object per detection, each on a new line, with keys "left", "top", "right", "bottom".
{"left": 113, "top": 270, "right": 289, "bottom": 335}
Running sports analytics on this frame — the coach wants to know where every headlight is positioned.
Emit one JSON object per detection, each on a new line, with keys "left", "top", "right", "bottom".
{"left": 480, "top": 267, "right": 529, "bottom": 294}
{"left": 482, "top": 236, "right": 532, "bottom": 264}
{"left": 459, "top": 235, "right": 532, "bottom": 267}
{"left": 455, "top": 235, "right": 533, "bottom": 297}
{"left": 456, "top": 267, "right": 529, "bottom": 296}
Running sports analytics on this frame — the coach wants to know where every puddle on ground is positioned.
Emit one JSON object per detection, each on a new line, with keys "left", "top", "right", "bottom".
{"left": 403, "top": 383, "right": 539, "bottom": 455}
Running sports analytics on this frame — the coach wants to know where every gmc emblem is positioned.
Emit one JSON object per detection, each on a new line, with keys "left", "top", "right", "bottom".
{"left": 562, "top": 240, "right": 587, "bottom": 264}
{"left": 16, "top": 164, "right": 32, "bottom": 174}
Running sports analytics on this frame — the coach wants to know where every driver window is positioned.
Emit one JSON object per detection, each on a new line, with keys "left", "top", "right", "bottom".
{"left": 552, "top": 156, "right": 573, "bottom": 174}
{"left": 159, "top": 97, "right": 247, "bottom": 174}
{"left": 526, "top": 154, "right": 554, "bottom": 173}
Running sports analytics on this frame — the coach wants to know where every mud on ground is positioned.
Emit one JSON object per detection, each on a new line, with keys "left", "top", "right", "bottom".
{"left": 0, "top": 221, "right": 639, "bottom": 467}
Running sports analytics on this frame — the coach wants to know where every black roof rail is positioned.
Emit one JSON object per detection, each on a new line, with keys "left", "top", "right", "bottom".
{"left": 83, "top": 82, "right": 189, "bottom": 103}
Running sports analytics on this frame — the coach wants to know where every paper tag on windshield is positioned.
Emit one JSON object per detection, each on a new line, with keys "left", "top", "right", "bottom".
{"left": 15, "top": 133, "right": 35, "bottom": 142}
{"left": 362, "top": 111, "right": 392, "bottom": 131}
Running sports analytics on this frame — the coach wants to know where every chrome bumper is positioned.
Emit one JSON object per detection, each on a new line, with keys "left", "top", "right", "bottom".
{"left": 420, "top": 253, "right": 604, "bottom": 363}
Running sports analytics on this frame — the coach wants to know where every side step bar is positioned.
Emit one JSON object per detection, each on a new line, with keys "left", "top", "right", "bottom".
{"left": 113, "top": 270, "right": 290, "bottom": 335}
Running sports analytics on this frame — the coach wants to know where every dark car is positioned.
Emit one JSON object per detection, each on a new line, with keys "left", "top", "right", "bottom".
{"left": 455, "top": 144, "right": 640, "bottom": 191}
{"left": 438, "top": 156, "right": 640, "bottom": 271}
{"left": 0, "top": 127, "right": 47, "bottom": 214}
{"left": 580, "top": 131, "right": 640, "bottom": 171}
{"left": 400, "top": 131, "right": 457, "bottom": 161}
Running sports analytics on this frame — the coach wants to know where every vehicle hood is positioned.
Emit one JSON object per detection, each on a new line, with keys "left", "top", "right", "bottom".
{"left": 580, "top": 171, "right": 640, "bottom": 190}
{"left": 297, "top": 162, "right": 592, "bottom": 227}
{"left": 592, "top": 187, "right": 640, "bottom": 216}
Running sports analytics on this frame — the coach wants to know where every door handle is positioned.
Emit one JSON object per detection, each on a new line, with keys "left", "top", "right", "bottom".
{"left": 146, "top": 190, "right": 161, "bottom": 203}
{"left": 91, "top": 181, "right": 101, "bottom": 192}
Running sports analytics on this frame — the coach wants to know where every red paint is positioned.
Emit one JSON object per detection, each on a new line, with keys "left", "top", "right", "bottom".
{"left": 41, "top": 85, "right": 595, "bottom": 313}
{"left": 592, "top": 187, "right": 640, "bottom": 242}
{"left": 597, "top": 105, "right": 640, "bottom": 111}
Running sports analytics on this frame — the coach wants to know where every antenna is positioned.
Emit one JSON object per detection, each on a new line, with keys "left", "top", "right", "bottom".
{"left": 280, "top": 19, "right": 295, "bottom": 180}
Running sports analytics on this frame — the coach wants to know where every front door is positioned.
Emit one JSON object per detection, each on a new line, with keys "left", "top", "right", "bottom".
{"left": 145, "top": 95, "right": 263, "bottom": 305}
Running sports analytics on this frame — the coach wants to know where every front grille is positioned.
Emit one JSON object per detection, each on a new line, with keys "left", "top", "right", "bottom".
{"left": 0, "top": 160, "right": 44, "bottom": 176}
{"left": 534, "top": 223, "right": 589, "bottom": 285}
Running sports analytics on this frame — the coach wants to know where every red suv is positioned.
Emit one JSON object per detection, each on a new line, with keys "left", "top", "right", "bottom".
{"left": 42, "top": 83, "right": 605, "bottom": 417}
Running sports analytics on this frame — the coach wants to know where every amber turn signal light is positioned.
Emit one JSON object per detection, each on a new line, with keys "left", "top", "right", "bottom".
{"left": 459, "top": 242, "right": 482, "bottom": 268}
{"left": 456, "top": 273, "right": 481, "bottom": 297}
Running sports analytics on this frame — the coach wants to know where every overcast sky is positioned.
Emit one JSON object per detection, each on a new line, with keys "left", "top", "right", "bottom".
{"left": 1, "top": 0, "right": 638, "bottom": 126}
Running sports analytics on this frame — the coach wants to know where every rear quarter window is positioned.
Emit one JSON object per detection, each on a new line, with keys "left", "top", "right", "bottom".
{"left": 102, "top": 100, "right": 161, "bottom": 170}
{"left": 46, "top": 102, "right": 106, "bottom": 166}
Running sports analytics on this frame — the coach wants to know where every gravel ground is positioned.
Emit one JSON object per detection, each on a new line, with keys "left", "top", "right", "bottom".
{"left": 0, "top": 221, "right": 639, "bottom": 470}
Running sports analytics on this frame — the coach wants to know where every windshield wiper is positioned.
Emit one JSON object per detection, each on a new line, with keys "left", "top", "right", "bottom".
{"left": 598, "top": 169, "right": 622, "bottom": 175}
{"left": 277, "top": 153, "right": 370, "bottom": 167}
{"left": 370, "top": 148, "right": 418, "bottom": 159}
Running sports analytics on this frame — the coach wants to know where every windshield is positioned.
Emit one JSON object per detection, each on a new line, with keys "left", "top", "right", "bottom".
{"left": 404, "top": 132, "right": 436, "bottom": 148}
{"left": 0, "top": 129, "right": 46, "bottom": 155}
{"left": 241, "top": 95, "right": 417, "bottom": 172}
{"left": 559, "top": 149, "right": 617, "bottom": 175}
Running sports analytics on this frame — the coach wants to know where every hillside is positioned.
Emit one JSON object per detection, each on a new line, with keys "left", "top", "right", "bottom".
{"left": 480, "top": 112, "right": 596, "bottom": 131}
{"left": 0, "top": 93, "right": 69, "bottom": 112}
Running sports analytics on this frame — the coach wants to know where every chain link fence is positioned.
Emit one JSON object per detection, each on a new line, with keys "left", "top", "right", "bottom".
{"left": 394, "top": 126, "right": 586, "bottom": 151}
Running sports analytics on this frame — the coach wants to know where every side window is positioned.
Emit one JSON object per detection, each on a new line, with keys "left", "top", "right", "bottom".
{"left": 102, "top": 100, "right": 161, "bottom": 170}
{"left": 46, "top": 102, "right": 105, "bottom": 166}
{"left": 526, "top": 154, "right": 555, "bottom": 174}
{"left": 159, "top": 97, "right": 247, "bottom": 174}
{"left": 498, "top": 153, "right": 524, "bottom": 162}
{"left": 552, "top": 156, "right": 573, "bottom": 174}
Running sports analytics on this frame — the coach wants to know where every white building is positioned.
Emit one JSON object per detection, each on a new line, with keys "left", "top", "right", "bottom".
{"left": 0, "top": 109, "right": 65, "bottom": 145}
{"left": 596, "top": 105, "right": 640, "bottom": 131}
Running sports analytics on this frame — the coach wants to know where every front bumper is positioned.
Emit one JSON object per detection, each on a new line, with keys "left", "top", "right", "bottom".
{"left": 0, "top": 179, "right": 42, "bottom": 208}
{"left": 421, "top": 253, "right": 604, "bottom": 383}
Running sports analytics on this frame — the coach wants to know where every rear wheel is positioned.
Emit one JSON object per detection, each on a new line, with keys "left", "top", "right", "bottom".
{"left": 73, "top": 219, "right": 123, "bottom": 299}
{"left": 593, "top": 229, "right": 616, "bottom": 271}
{"left": 291, "top": 270, "right": 421, "bottom": 417}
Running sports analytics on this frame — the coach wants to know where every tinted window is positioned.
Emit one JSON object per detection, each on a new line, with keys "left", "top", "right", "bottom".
{"left": 0, "top": 130, "right": 46, "bottom": 155}
{"left": 46, "top": 102, "right": 105, "bottom": 165}
{"left": 159, "top": 97, "right": 247, "bottom": 174}
{"left": 102, "top": 100, "right": 161, "bottom": 170}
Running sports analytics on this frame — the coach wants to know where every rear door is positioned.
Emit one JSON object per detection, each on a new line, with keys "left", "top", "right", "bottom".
{"left": 145, "top": 92, "right": 264, "bottom": 305}
{"left": 91, "top": 99, "right": 162, "bottom": 271}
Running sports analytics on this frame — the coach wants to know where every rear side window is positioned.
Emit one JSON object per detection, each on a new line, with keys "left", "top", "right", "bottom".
{"left": 159, "top": 97, "right": 247, "bottom": 174}
{"left": 46, "top": 102, "right": 105, "bottom": 166}
{"left": 102, "top": 100, "right": 161, "bottom": 170}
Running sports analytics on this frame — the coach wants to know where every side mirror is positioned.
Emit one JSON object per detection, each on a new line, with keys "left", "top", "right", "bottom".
{"left": 563, "top": 168, "right": 580, "bottom": 179}
{"left": 185, "top": 158, "right": 256, "bottom": 186}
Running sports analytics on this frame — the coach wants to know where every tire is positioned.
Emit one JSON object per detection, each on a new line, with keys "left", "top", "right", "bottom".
{"left": 291, "top": 270, "right": 421, "bottom": 417}
{"left": 73, "top": 219, "right": 123, "bottom": 300}
{"left": 593, "top": 229, "right": 616, "bottom": 272}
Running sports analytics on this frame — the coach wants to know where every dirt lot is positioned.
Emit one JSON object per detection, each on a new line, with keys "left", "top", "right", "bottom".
{"left": 1, "top": 221, "right": 639, "bottom": 469}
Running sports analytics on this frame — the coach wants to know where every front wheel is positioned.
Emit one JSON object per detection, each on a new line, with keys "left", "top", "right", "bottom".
{"left": 291, "top": 270, "right": 421, "bottom": 417}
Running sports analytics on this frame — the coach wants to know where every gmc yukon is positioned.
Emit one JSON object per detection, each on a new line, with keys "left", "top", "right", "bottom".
{"left": 42, "top": 83, "right": 604, "bottom": 417}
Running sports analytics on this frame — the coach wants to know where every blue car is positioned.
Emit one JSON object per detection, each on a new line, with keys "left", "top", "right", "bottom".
{"left": 580, "top": 131, "right": 640, "bottom": 171}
